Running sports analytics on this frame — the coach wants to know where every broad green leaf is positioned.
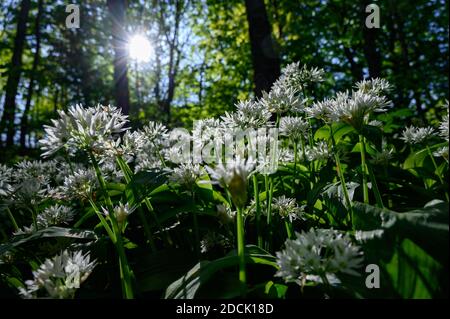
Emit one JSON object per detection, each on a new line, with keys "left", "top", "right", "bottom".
{"left": 0, "top": 227, "right": 97, "bottom": 255}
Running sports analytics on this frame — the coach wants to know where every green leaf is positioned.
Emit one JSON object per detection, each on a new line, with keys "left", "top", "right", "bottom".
{"left": 134, "top": 249, "right": 197, "bottom": 293}
{"left": 125, "top": 169, "right": 169, "bottom": 206}
{"left": 385, "top": 239, "right": 442, "bottom": 298}
{"left": 0, "top": 227, "right": 97, "bottom": 256}
{"left": 164, "top": 245, "right": 277, "bottom": 299}
{"left": 314, "top": 123, "right": 355, "bottom": 143}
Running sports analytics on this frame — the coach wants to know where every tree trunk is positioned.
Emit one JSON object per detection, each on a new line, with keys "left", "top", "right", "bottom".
{"left": 343, "top": 46, "right": 363, "bottom": 81}
{"left": 20, "top": 0, "right": 43, "bottom": 149}
{"left": 244, "top": 0, "right": 281, "bottom": 97}
{"left": 107, "top": 0, "right": 130, "bottom": 115}
{"left": 361, "top": 0, "right": 381, "bottom": 79}
{"left": 0, "top": 0, "right": 31, "bottom": 147}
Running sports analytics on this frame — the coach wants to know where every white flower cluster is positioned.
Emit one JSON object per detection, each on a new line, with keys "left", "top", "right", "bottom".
{"left": 200, "top": 231, "right": 232, "bottom": 253}
{"left": 39, "top": 104, "right": 129, "bottom": 157}
{"left": 19, "top": 250, "right": 96, "bottom": 299}
{"left": 102, "top": 202, "right": 134, "bottom": 226}
{"left": 169, "top": 163, "right": 202, "bottom": 189}
{"left": 306, "top": 79, "right": 391, "bottom": 130}
{"left": 37, "top": 204, "right": 75, "bottom": 228}
{"left": 275, "top": 229, "right": 363, "bottom": 286}
{"left": 279, "top": 116, "right": 310, "bottom": 141}
{"left": 272, "top": 196, "right": 305, "bottom": 222}
{"left": 400, "top": 126, "right": 435, "bottom": 144}
{"left": 222, "top": 100, "right": 272, "bottom": 129}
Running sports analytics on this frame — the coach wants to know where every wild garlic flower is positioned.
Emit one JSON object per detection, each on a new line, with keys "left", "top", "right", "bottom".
{"left": 206, "top": 156, "right": 255, "bottom": 208}
{"left": 371, "top": 147, "right": 394, "bottom": 165}
{"left": 439, "top": 108, "right": 449, "bottom": 142}
{"left": 142, "top": 121, "right": 169, "bottom": 148}
{"left": 280, "top": 116, "right": 310, "bottom": 141}
{"left": 276, "top": 62, "right": 325, "bottom": 92}
{"left": 61, "top": 168, "right": 98, "bottom": 200}
{"left": 13, "top": 225, "right": 36, "bottom": 236}
{"left": 272, "top": 196, "right": 305, "bottom": 222}
{"left": 305, "top": 141, "right": 330, "bottom": 161}
{"left": 305, "top": 98, "right": 336, "bottom": 123}
{"left": 134, "top": 157, "right": 161, "bottom": 173}
{"left": 368, "top": 120, "right": 383, "bottom": 128}
{"left": 221, "top": 100, "right": 271, "bottom": 129}
{"left": 39, "top": 104, "right": 129, "bottom": 157}
{"left": 216, "top": 204, "right": 236, "bottom": 224}
{"left": 169, "top": 163, "right": 202, "bottom": 189}
{"left": 331, "top": 90, "right": 390, "bottom": 130}
{"left": 275, "top": 229, "right": 363, "bottom": 286}
{"left": 355, "top": 78, "right": 391, "bottom": 95}
{"left": 200, "top": 231, "right": 232, "bottom": 253}
{"left": 400, "top": 126, "right": 435, "bottom": 144}
{"left": 18, "top": 250, "right": 96, "bottom": 299}
{"left": 37, "top": 205, "right": 75, "bottom": 228}
{"left": 102, "top": 202, "right": 134, "bottom": 226}
{"left": 433, "top": 146, "right": 449, "bottom": 163}
{"left": 260, "top": 86, "right": 305, "bottom": 114}
{"left": 0, "top": 164, "right": 13, "bottom": 197}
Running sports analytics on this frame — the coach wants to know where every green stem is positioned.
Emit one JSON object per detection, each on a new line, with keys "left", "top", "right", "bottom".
{"left": 329, "top": 125, "right": 354, "bottom": 228}
{"left": 252, "top": 175, "right": 262, "bottom": 248}
{"left": 426, "top": 145, "right": 449, "bottom": 201}
{"left": 359, "top": 135, "right": 369, "bottom": 204}
{"left": 293, "top": 140, "right": 298, "bottom": 179}
{"left": 88, "top": 198, "right": 116, "bottom": 242}
{"left": 284, "top": 220, "right": 293, "bottom": 239}
{"left": 192, "top": 192, "right": 200, "bottom": 258}
{"left": 116, "top": 156, "right": 157, "bottom": 251}
{"left": 367, "top": 164, "right": 384, "bottom": 208}
{"left": 266, "top": 175, "right": 274, "bottom": 251}
{"left": 6, "top": 207, "right": 19, "bottom": 231}
{"left": 88, "top": 151, "right": 134, "bottom": 299}
{"left": 236, "top": 206, "right": 247, "bottom": 296}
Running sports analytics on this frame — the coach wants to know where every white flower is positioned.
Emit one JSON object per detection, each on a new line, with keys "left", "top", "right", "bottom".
{"left": 37, "top": 205, "right": 75, "bottom": 228}
{"left": 305, "top": 98, "right": 336, "bottom": 122}
{"left": 355, "top": 78, "right": 391, "bottom": 95}
{"left": 142, "top": 121, "right": 169, "bottom": 148}
{"left": 259, "top": 86, "right": 305, "bottom": 114}
{"left": 200, "top": 232, "right": 232, "bottom": 253}
{"left": 39, "top": 104, "right": 129, "bottom": 157}
{"left": 207, "top": 156, "right": 255, "bottom": 188}
{"left": 400, "top": 126, "right": 435, "bottom": 144}
{"left": 305, "top": 141, "right": 330, "bottom": 161}
{"left": 18, "top": 250, "right": 96, "bottom": 299}
{"left": 216, "top": 204, "right": 236, "bottom": 224}
{"left": 275, "top": 229, "right": 363, "bottom": 286}
{"left": 371, "top": 145, "right": 394, "bottom": 165}
{"left": 102, "top": 202, "right": 134, "bottom": 226}
{"left": 221, "top": 99, "right": 271, "bottom": 128}
{"left": 433, "top": 146, "right": 449, "bottom": 163}
{"left": 206, "top": 156, "right": 255, "bottom": 208}
{"left": 280, "top": 116, "right": 310, "bottom": 141}
{"left": 61, "top": 168, "right": 98, "bottom": 200}
{"left": 169, "top": 163, "right": 202, "bottom": 189}
{"left": 439, "top": 107, "right": 449, "bottom": 142}
{"left": 276, "top": 62, "right": 325, "bottom": 92}
{"left": 272, "top": 196, "right": 305, "bottom": 222}
{"left": 331, "top": 90, "right": 390, "bottom": 130}
{"left": 0, "top": 164, "right": 13, "bottom": 197}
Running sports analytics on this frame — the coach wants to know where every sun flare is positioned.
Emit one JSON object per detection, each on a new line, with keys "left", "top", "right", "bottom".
{"left": 128, "top": 34, "right": 153, "bottom": 63}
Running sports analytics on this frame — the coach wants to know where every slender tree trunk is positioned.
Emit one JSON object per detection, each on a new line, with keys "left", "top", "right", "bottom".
{"left": 244, "top": 0, "right": 281, "bottom": 97}
{"left": 107, "top": 0, "right": 130, "bottom": 115}
{"left": 343, "top": 46, "right": 363, "bottom": 81}
{"left": 0, "top": 0, "right": 31, "bottom": 147}
{"left": 361, "top": 0, "right": 382, "bottom": 79}
{"left": 20, "top": 0, "right": 43, "bottom": 149}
